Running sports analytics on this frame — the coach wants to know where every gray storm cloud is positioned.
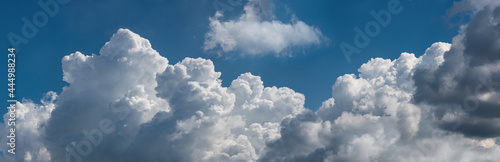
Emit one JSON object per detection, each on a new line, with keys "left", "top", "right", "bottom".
{"left": 414, "top": 5, "right": 500, "bottom": 138}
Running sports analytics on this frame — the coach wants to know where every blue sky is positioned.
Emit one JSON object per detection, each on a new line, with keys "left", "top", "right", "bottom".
{"left": 1, "top": 0, "right": 460, "bottom": 116}
{"left": 3, "top": 0, "right": 500, "bottom": 161}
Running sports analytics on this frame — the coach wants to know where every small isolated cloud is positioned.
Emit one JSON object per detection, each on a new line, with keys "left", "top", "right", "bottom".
{"left": 204, "top": 0, "right": 324, "bottom": 56}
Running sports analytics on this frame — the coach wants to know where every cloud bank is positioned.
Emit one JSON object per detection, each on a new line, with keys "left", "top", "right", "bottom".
{"left": 414, "top": 4, "right": 500, "bottom": 138}
{"left": 2, "top": 3, "right": 500, "bottom": 161}
{"left": 204, "top": 0, "right": 324, "bottom": 56}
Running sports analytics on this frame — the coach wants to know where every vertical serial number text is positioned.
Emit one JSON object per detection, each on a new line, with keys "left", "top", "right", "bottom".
{"left": 7, "top": 47, "right": 16, "bottom": 155}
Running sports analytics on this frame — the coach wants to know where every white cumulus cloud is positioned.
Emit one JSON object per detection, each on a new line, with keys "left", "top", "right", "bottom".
{"left": 1, "top": 28, "right": 308, "bottom": 162}
{"left": 204, "top": 0, "right": 325, "bottom": 56}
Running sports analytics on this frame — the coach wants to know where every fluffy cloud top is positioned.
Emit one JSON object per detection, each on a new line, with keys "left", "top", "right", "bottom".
{"left": 2, "top": 3, "right": 500, "bottom": 161}
{"left": 204, "top": 0, "right": 324, "bottom": 56}
{"left": 2, "top": 28, "right": 309, "bottom": 162}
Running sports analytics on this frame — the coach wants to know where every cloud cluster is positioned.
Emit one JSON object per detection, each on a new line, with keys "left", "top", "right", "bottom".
{"left": 2, "top": 3, "right": 500, "bottom": 161}
{"left": 0, "top": 92, "right": 56, "bottom": 162}
{"left": 258, "top": 3, "right": 500, "bottom": 161}
{"left": 204, "top": 0, "right": 324, "bottom": 56}
{"left": 2, "top": 28, "right": 308, "bottom": 162}
{"left": 414, "top": 4, "right": 500, "bottom": 138}
{"left": 261, "top": 41, "right": 500, "bottom": 161}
